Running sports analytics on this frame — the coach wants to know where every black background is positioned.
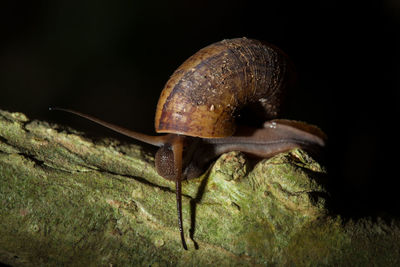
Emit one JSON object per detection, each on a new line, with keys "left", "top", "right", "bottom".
{"left": 1, "top": 1, "right": 399, "bottom": 219}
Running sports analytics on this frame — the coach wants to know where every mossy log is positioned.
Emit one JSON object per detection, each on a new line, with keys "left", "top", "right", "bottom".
{"left": 0, "top": 109, "right": 399, "bottom": 266}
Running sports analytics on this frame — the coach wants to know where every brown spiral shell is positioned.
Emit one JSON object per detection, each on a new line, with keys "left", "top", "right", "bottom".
{"left": 155, "top": 37, "right": 294, "bottom": 138}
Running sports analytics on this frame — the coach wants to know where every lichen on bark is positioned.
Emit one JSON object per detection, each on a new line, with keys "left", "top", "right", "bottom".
{"left": 1, "top": 109, "right": 399, "bottom": 266}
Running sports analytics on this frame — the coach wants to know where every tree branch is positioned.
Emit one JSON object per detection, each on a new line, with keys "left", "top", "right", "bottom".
{"left": 0, "top": 109, "right": 399, "bottom": 266}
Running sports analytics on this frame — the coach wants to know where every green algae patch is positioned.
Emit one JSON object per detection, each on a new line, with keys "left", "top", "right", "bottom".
{"left": 1, "top": 109, "right": 400, "bottom": 266}
{"left": 284, "top": 217, "right": 349, "bottom": 265}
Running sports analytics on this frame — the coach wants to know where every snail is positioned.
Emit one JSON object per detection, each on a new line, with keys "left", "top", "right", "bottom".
{"left": 50, "top": 37, "right": 326, "bottom": 250}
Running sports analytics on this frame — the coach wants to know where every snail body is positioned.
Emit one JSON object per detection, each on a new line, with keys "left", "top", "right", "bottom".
{"left": 51, "top": 38, "right": 326, "bottom": 250}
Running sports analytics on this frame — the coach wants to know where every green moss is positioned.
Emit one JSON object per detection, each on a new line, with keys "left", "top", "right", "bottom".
{"left": 1, "top": 109, "right": 400, "bottom": 266}
{"left": 284, "top": 217, "right": 349, "bottom": 265}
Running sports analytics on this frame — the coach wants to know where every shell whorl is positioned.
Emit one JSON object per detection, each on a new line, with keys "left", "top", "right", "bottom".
{"left": 155, "top": 37, "right": 294, "bottom": 138}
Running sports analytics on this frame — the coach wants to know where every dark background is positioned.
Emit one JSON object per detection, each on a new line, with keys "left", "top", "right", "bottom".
{"left": 1, "top": 1, "right": 399, "bottom": 219}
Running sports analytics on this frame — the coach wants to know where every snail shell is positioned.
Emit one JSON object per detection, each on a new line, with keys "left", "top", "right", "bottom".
{"left": 155, "top": 37, "right": 295, "bottom": 138}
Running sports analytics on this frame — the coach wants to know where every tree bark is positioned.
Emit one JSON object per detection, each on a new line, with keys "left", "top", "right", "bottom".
{"left": 0, "top": 109, "right": 399, "bottom": 266}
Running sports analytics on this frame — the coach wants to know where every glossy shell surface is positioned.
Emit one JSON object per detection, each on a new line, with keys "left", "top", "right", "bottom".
{"left": 155, "top": 37, "right": 293, "bottom": 138}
